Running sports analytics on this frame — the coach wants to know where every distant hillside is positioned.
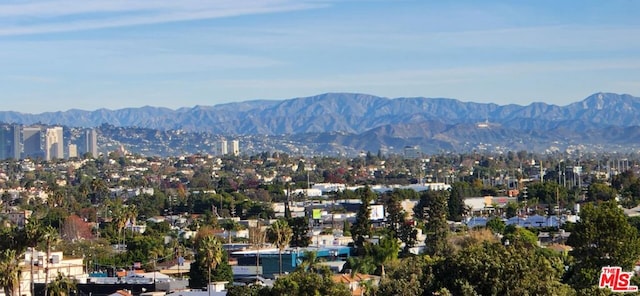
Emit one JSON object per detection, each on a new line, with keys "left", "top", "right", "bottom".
{"left": 2, "top": 92, "right": 640, "bottom": 155}
{"left": 2, "top": 92, "right": 639, "bottom": 134}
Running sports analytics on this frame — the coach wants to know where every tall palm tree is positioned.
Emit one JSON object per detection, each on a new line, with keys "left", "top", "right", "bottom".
{"left": 47, "top": 187, "right": 66, "bottom": 208}
{"left": 25, "top": 219, "right": 45, "bottom": 296}
{"left": 267, "top": 219, "right": 293, "bottom": 275}
{"left": 122, "top": 204, "right": 138, "bottom": 246}
{"left": 111, "top": 202, "right": 137, "bottom": 247}
{"left": 47, "top": 272, "right": 76, "bottom": 296}
{"left": 149, "top": 246, "right": 165, "bottom": 283}
{"left": 170, "top": 238, "right": 187, "bottom": 278}
{"left": 197, "top": 235, "right": 224, "bottom": 296}
{"left": 248, "top": 223, "right": 266, "bottom": 278}
{"left": 0, "top": 249, "right": 20, "bottom": 296}
{"left": 43, "top": 226, "right": 61, "bottom": 296}
{"left": 90, "top": 178, "right": 109, "bottom": 203}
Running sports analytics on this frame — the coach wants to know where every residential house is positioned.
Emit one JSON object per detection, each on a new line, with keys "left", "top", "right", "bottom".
{"left": 332, "top": 273, "right": 381, "bottom": 296}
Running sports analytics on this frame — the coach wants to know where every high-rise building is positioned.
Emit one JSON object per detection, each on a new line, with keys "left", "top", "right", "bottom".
{"left": 10, "top": 125, "right": 20, "bottom": 159}
{"left": 0, "top": 126, "right": 12, "bottom": 160}
{"left": 403, "top": 145, "right": 421, "bottom": 159}
{"left": 82, "top": 129, "right": 98, "bottom": 157}
{"left": 45, "top": 126, "right": 64, "bottom": 161}
{"left": 68, "top": 144, "right": 78, "bottom": 158}
{"left": 0, "top": 124, "right": 21, "bottom": 160}
{"left": 219, "top": 139, "right": 228, "bottom": 155}
{"left": 22, "top": 127, "right": 43, "bottom": 159}
{"left": 231, "top": 140, "right": 240, "bottom": 156}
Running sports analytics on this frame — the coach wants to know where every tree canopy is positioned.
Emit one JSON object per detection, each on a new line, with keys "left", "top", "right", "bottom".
{"left": 566, "top": 201, "right": 640, "bottom": 290}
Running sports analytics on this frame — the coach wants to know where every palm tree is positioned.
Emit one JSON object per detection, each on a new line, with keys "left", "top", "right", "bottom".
{"left": 149, "top": 246, "right": 165, "bottom": 283}
{"left": 346, "top": 255, "right": 376, "bottom": 276}
{"left": 122, "top": 204, "right": 138, "bottom": 246}
{"left": 221, "top": 219, "right": 241, "bottom": 244}
{"left": 170, "top": 238, "right": 187, "bottom": 278}
{"left": 298, "top": 250, "right": 322, "bottom": 273}
{"left": 197, "top": 235, "right": 224, "bottom": 296}
{"left": 47, "top": 272, "right": 76, "bottom": 296}
{"left": 90, "top": 178, "right": 109, "bottom": 203}
{"left": 47, "top": 187, "right": 66, "bottom": 208}
{"left": 43, "top": 226, "right": 61, "bottom": 296}
{"left": 267, "top": 219, "right": 293, "bottom": 275}
{"left": 248, "top": 223, "right": 266, "bottom": 278}
{"left": 25, "top": 219, "right": 46, "bottom": 296}
{"left": 0, "top": 249, "right": 20, "bottom": 296}
{"left": 111, "top": 201, "right": 137, "bottom": 247}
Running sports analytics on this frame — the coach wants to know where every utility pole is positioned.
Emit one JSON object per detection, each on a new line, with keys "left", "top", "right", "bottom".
{"left": 556, "top": 187, "right": 560, "bottom": 231}
{"left": 31, "top": 248, "right": 34, "bottom": 296}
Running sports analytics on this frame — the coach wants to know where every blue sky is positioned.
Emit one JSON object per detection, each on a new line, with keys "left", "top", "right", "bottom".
{"left": 1, "top": 0, "right": 640, "bottom": 113}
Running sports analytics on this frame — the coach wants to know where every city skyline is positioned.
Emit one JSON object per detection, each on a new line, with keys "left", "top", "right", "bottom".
{"left": 1, "top": 1, "right": 640, "bottom": 113}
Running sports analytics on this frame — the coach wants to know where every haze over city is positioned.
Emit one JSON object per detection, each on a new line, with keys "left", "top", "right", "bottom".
{"left": 1, "top": 0, "right": 640, "bottom": 113}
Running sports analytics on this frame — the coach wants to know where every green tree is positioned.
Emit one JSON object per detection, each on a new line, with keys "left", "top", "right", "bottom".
{"left": 566, "top": 201, "right": 640, "bottom": 290}
{"left": 398, "top": 220, "right": 418, "bottom": 255}
{"left": 505, "top": 201, "right": 519, "bottom": 219}
{"left": 435, "top": 241, "right": 573, "bottom": 295}
{"left": 527, "top": 181, "right": 567, "bottom": 205}
{"left": 190, "top": 235, "right": 232, "bottom": 289}
{"left": 448, "top": 182, "right": 468, "bottom": 221}
{"left": 485, "top": 217, "right": 506, "bottom": 234}
{"left": 0, "top": 249, "right": 20, "bottom": 296}
{"left": 267, "top": 219, "right": 293, "bottom": 275}
{"left": 377, "top": 256, "right": 434, "bottom": 296}
{"left": 42, "top": 226, "right": 61, "bottom": 296}
{"left": 220, "top": 219, "right": 241, "bottom": 244}
{"left": 384, "top": 190, "right": 407, "bottom": 239}
{"left": 342, "top": 219, "right": 351, "bottom": 237}
{"left": 288, "top": 217, "right": 310, "bottom": 247}
{"left": 47, "top": 272, "right": 77, "bottom": 296}
{"left": 270, "top": 268, "right": 351, "bottom": 296}
{"left": 421, "top": 190, "right": 450, "bottom": 256}
{"left": 298, "top": 251, "right": 323, "bottom": 273}
{"left": 90, "top": 178, "right": 109, "bottom": 204}
{"left": 345, "top": 255, "right": 377, "bottom": 275}
{"left": 226, "top": 285, "right": 268, "bottom": 296}
{"left": 352, "top": 186, "right": 375, "bottom": 254}
{"left": 248, "top": 222, "right": 267, "bottom": 278}
{"left": 371, "top": 235, "right": 400, "bottom": 265}
{"left": 148, "top": 245, "right": 164, "bottom": 280}
{"left": 109, "top": 200, "right": 137, "bottom": 246}
{"left": 501, "top": 225, "right": 538, "bottom": 248}
{"left": 586, "top": 182, "right": 618, "bottom": 202}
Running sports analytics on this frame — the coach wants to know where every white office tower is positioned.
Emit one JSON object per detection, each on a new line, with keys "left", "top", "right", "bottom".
{"left": 45, "top": 126, "right": 64, "bottom": 161}
{"left": 10, "top": 125, "right": 20, "bottom": 159}
{"left": 22, "top": 127, "right": 43, "bottom": 159}
{"left": 219, "top": 139, "right": 228, "bottom": 155}
{"left": 68, "top": 144, "right": 78, "bottom": 158}
{"left": 231, "top": 140, "right": 240, "bottom": 156}
{"left": 85, "top": 129, "right": 98, "bottom": 157}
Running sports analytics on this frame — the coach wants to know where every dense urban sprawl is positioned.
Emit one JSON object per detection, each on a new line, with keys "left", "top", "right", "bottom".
{"left": 1, "top": 150, "right": 640, "bottom": 296}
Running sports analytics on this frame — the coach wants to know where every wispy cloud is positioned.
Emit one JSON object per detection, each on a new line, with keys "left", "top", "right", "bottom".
{"left": 206, "top": 57, "right": 640, "bottom": 89}
{"left": 0, "top": 0, "right": 325, "bottom": 36}
{"left": 3, "top": 75, "right": 58, "bottom": 83}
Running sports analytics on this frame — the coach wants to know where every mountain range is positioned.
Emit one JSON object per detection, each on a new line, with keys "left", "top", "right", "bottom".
{"left": 2, "top": 92, "right": 640, "bottom": 155}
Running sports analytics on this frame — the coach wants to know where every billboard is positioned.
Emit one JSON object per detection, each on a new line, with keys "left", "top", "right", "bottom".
{"left": 369, "top": 204, "right": 385, "bottom": 220}
{"left": 312, "top": 209, "right": 322, "bottom": 220}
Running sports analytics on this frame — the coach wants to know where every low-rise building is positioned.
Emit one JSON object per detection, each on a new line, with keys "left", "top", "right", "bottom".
{"left": 18, "top": 249, "right": 87, "bottom": 296}
{"left": 332, "top": 273, "right": 381, "bottom": 296}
